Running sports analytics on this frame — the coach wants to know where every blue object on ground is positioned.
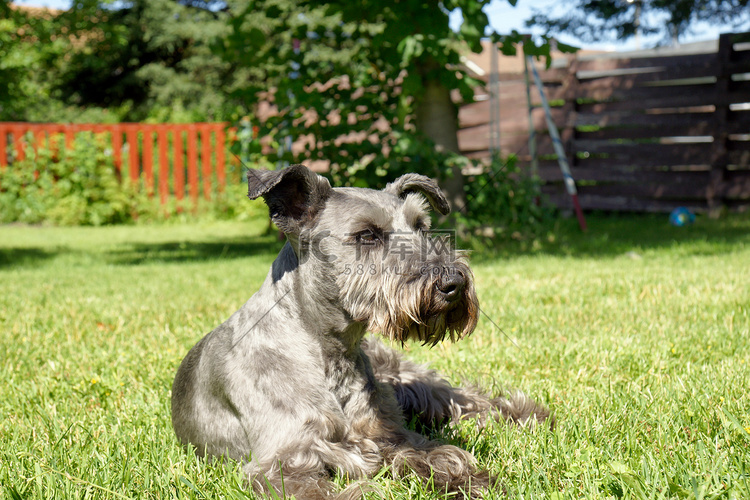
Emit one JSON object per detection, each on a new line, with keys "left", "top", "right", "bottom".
{"left": 669, "top": 207, "right": 696, "bottom": 227}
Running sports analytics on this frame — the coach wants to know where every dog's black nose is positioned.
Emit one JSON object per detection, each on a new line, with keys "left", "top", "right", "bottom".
{"left": 437, "top": 272, "right": 465, "bottom": 303}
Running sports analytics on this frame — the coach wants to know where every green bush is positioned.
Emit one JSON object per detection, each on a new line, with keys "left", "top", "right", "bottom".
{"left": 457, "top": 154, "right": 556, "bottom": 245}
{"left": 0, "top": 134, "right": 551, "bottom": 234}
{"left": 0, "top": 134, "right": 133, "bottom": 225}
{"left": 320, "top": 141, "right": 556, "bottom": 245}
{"left": 0, "top": 133, "right": 270, "bottom": 226}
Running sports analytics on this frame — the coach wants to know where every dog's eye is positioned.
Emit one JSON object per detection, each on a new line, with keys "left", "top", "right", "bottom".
{"left": 357, "top": 229, "right": 379, "bottom": 244}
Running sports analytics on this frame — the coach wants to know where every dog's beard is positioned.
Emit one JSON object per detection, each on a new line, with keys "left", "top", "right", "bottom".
{"left": 364, "top": 261, "right": 479, "bottom": 346}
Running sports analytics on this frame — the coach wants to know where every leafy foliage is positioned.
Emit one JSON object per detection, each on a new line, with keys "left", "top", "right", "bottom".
{"left": 54, "top": 0, "right": 248, "bottom": 122}
{"left": 1, "top": 0, "right": 249, "bottom": 123}
{"left": 0, "top": 5, "right": 69, "bottom": 121}
{"left": 0, "top": 133, "right": 261, "bottom": 226}
{"left": 222, "top": 0, "right": 429, "bottom": 187}
{"left": 456, "top": 154, "right": 556, "bottom": 245}
{"left": 3, "top": 0, "right": 568, "bottom": 233}
{"left": 526, "top": 0, "right": 750, "bottom": 45}
{"left": 222, "top": 0, "right": 570, "bottom": 198}
{"left": 0, "top": 133, "right": 132, "bottom": 225}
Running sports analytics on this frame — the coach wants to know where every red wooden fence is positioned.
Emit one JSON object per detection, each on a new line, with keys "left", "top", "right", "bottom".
{"left": 0, "top": 122, "right": 233, "bottom": 205}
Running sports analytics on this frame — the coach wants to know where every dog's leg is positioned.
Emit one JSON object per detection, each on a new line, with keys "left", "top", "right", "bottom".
{"left": 352, "top": 375, "right": 492, "bottom": 499}
{"left": 242, "top": 428, "right": 382, "bottom": 500}
{"left": 246, "top": 462, "right": 335, "bottom": 500}
{"left": 380, "top": 432, "right": 493, "bottom": 499}
{"left": 363, "top": 336, "right": 553, "bottom": 429}
{"left": 245, "top": 461, "right": 369, "bottom": 500}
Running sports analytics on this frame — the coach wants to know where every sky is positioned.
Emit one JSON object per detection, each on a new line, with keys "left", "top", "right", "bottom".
{"left": 13, "top": 0, "right": 731, "bottom": 53}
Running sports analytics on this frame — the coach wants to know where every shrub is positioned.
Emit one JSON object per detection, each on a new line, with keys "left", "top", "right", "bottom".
{"left": 456, "top": 154, "right": 556, "bottom": 245}
{"left": 0, "top": 133, "right": 132, "bottom": 225}
{"left": 0, "top": 134, "right": 552, "bottom": 235}
{"left": 0, "top": 132, "right": 272, "bottom": 226}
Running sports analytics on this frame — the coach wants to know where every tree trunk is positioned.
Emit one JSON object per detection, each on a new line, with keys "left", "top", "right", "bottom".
{"left": 414, "top": 78, "right": 467, "bottom": 216}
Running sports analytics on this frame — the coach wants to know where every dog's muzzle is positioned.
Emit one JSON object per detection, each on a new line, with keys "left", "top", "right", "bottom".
{"left": 436, "top": 271, "right": 466, "bottom": 306}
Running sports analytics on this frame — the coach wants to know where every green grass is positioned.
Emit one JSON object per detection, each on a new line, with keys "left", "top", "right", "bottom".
{"left": 1, "top": 213, "right": 749, "bottom": 499}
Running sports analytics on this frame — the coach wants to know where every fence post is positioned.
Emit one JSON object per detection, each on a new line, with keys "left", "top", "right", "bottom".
{"left": 201, "top": 124, "right": 212, "bottom": 200}
{"left": 126, "top": 124, "right": 139, "bottom": 184}
{"left": 64, "top": 124, "right": 75, "bottom": 149}
{"left": 112, "top": 124, "right": 123, "bottom": 177}
{"left": 216, "top": 123, "right": 226, "bottom": 192}
{"left": 709, "top": 33, "right": 732, "bottom": 217}
{"left": 187, "top": 125, "right": 199, "bottom": 205}
{"left": 522, "top": 46, "right": 538, "bottom": 177}
{"left": 13, "top": 124, "right": 26, "bottom": 162}
{"left": 143, "top": 125, "right": 154, "bottom": 194}
{"left": 49, "top": 124, "right": 64, "bottom": 159}
{"left": 158, "top": 126, "right": 170, "bottom": 205}
{"left": 0, "top": 125, "right": 7, "bottom": 169}
{"left": 33, "top": 125, "right": 46, "bottom": 154}
{"left": 173, "top": 126, "right": 185, "bottom": 201}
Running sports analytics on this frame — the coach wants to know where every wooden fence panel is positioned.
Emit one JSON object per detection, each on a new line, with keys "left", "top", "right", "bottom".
{"left": 574, "top": 52, "right": 716, "bottom": 72}
{"left": 0, "top": 122, "right": 233, "bottom": 208}
{"left": 460, "top": 31, "right": 750, "bottom": 213}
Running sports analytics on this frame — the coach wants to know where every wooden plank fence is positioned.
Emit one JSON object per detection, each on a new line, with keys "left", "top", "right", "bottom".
{"left": 459, "top": 32, "right": 750, "bottom": 213}
{"left": 0, "top": 122, "right": 234, "bottom": 206}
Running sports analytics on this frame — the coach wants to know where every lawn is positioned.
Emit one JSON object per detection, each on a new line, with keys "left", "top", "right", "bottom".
{"left": 1, "top": 212, "right": 749, "bottom": 499}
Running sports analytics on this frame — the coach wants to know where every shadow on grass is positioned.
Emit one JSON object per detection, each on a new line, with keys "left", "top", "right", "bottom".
{"left": 2, "top": 214, "right": 748, "bottom": 268}
{"left": 466, "top": 213, "right": 750, "bottom": 262}
{"left": 112, "top": 213, "right": 748, "bottom": 265}
{"left": 106, "top": 235, "right": 284, "bottom": 265}
{"left": 0, "top": 247, "right": 57, "bottom": 268}
{"left": 0, "top": 234, "right": 284, "bottom": 268}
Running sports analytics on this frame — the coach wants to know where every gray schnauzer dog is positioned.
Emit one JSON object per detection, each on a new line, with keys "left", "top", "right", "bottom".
{"left": 171, "top": 164, "right": 551, "bottom": 499}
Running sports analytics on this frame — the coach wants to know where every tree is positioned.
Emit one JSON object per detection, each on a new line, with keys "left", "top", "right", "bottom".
{"left": 53, "top": 0, "right": 248, "bottom": 122}
{"left": 222, "top": 0, "right": 565, "bottom": 211}
{"left": 0, "top": 5, "right": 68, "bottom": 121}
{"left": 526, "top": 0, "right": 750, "bottom": 47}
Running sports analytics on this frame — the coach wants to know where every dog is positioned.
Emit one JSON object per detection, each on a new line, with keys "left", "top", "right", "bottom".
{"left": 171, "top": 164, "right": 551, "bottom": 499}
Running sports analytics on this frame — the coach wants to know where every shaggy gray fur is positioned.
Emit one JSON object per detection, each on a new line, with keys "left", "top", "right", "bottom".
{"left": 171, "top": 165, "right": 552, "bottom": 499}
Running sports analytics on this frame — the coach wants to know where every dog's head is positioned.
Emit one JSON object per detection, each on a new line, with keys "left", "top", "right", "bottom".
{"left": 248, "top": 164, "right": 478, "bottom": 345}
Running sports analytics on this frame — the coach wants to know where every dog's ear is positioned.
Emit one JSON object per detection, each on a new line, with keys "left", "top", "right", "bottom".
{"left": 383, "top": 174, "right": 450, "bottom": 216}
{"left": 247, "top": 164, "right": 332, "bottom": 234}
